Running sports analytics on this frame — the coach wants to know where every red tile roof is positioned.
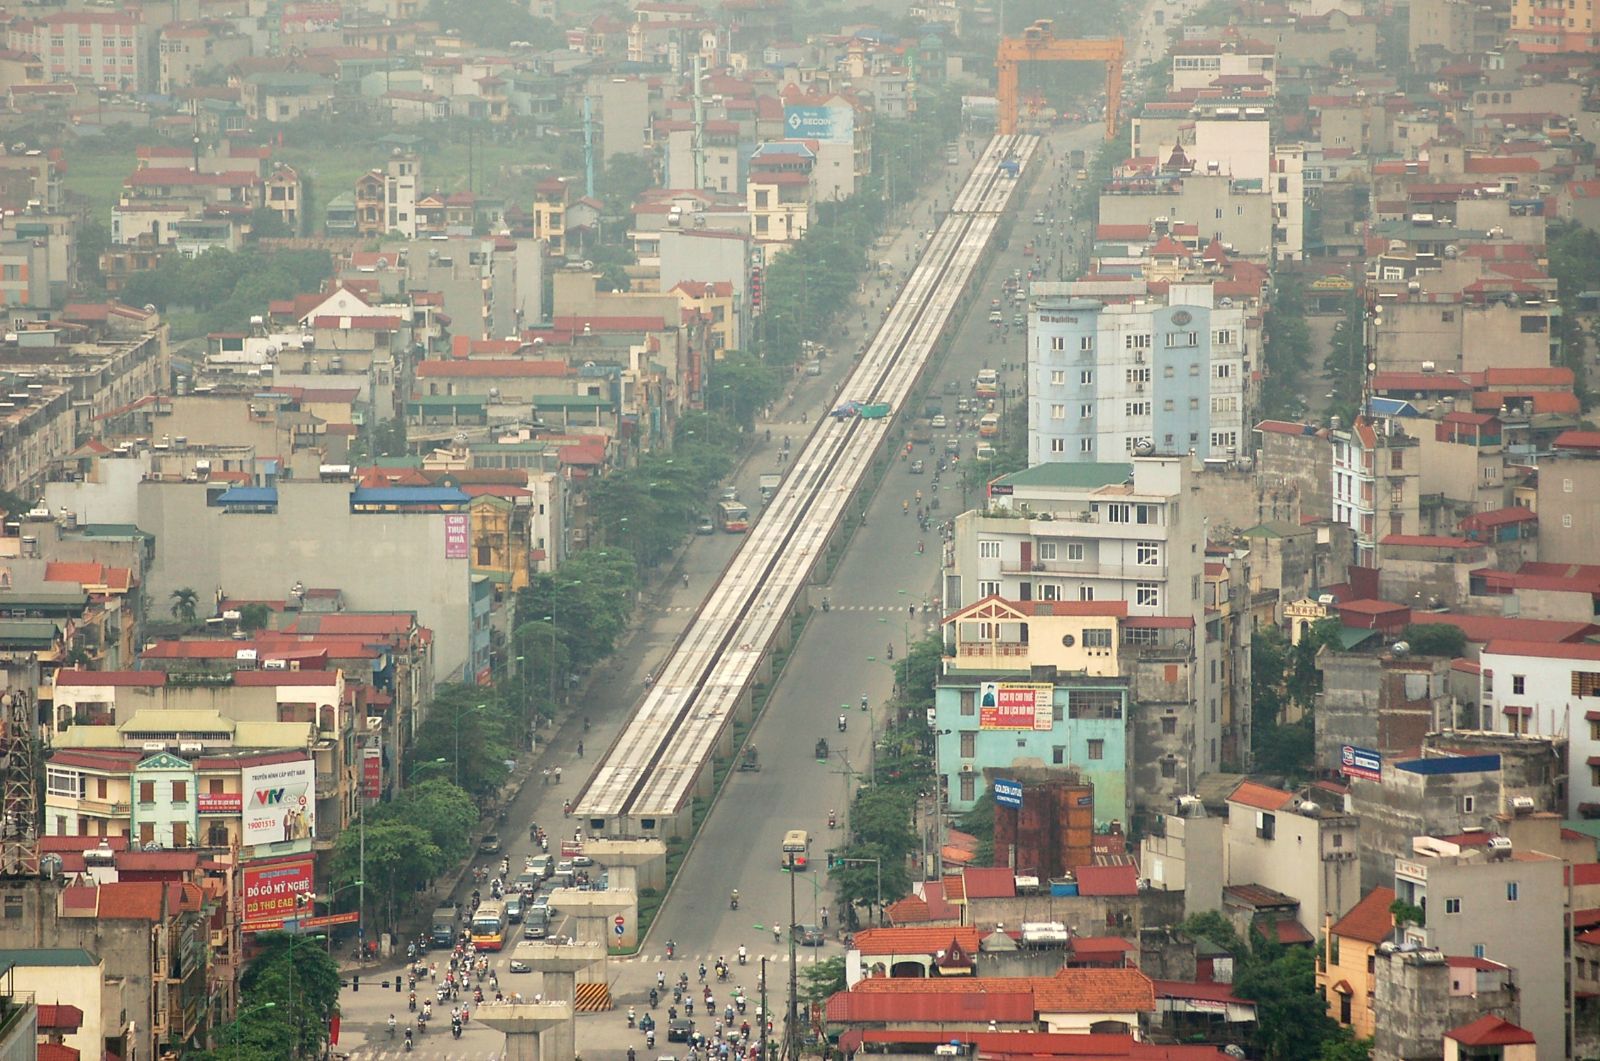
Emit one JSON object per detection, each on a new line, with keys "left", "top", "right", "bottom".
{"left": 1554, "top": 430, "right": 1600, "bottom": 451}
{"left": 1074, "top": 864, "right": 1139, "bottom": 897}
{"left": 233, "top": 670, "right": 341, "bottom": 686}
{"left": 852, "top": 925, "right": 980, "bottom": 955}
{"left": 93, "top": 881, "right": 167, "bottom": 920}
{"left": 828, "top": 987, "right": 1037, "bottom": 1023}
{"left": 962, "top": 866, "right": 1018, "bottom": 898}
{"left": 1033, "top": 968, "right": 1156, "bottom": 1013}
{"left": 1484, "top": 639, "right": 1600, "bottom": 662}
{"left": 36, "top": 1003, "right": 84, "bottom": 1031}
{"left": 1422, "top": 613, "right": 1594, "bottom": 645}
{"left": 1229, "top": 780, "right": 1295, "bottom": 811}
{"left": 54, "top": 669, "right": 165, "bottom": 687}
{"left": 36, "top": 1045, "right": 78, "bottom": 1061}
{"left": 1330, "top": 887, "right": 1396, "bottom": 944}
{"left": 1447, "top": 1015, "right": 1536, "bottom": 1046}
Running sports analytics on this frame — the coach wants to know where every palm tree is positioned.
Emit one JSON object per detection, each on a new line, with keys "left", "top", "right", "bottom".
{"left": 169, "top": 587, "right": 199, "bottom": 625}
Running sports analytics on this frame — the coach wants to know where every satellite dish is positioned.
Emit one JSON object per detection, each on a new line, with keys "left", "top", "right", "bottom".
{"left": 1134, "top": 438, "right": 1155, "bottom": 456}
{"left": 1173, "top": 639, "right": 1189, "bottom": 652}
{"left": 376, "top": 257, "right": 389, "bottom": 269}
{"left": 142, "top": 841, "right": 164, "bottom": 852}
{"left": 1391, "top": 641, "right": 1410, "bottom": 656}
{"left": 143, "top": 304, "right": 156, "bottom": 313}
{"left": 40, "top": 853, "right": 62, "bottom": 879}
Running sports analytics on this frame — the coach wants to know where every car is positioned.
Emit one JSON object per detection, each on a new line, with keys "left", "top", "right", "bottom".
{"left": 695, "top": 515, "right": 716, "bottom": 535}
{"left": 797, "top": 924, "right": 826, "bottom": 946}
{"left": 1075, "top": 168, "right": 1089, "bottom": 180}
{"left": 990, "top": 297, "right": 1001, "bottom": 308}
{"left": 930, "top": 414, "right": 947, "bottom": 429}
{"left": 944, "top": 438, "right": 961, "bottom": 455}
{"left": 570, "top": 853, "right": 594, "bottom": 868}
{"left": 1013, "top": 314, "right": 1025, "bottom": 327}
{"left": 515, "top": 871, "right": 541, "bottom": 895}
{"left": 528, "top": 854, "right": 554, "bottom": 879}
{"left": 478, "top": 834, "right": 502, "bottom": 855}
{"left": 910, "top": 459, "right": 925, "bottom": 474}
{"left": 987, "top": 310, "right": 1003, "bottom": 324}
{"left": 668, "top": 1018, "right": 696, "bottom": 1042}
{"left": 719, "top": 487, "right": 739, "bottom": 502}
{"left": 1033, "top": 211, "right": 1046, "bottom": 224}
{"left": 956, "top": 397, "right": 972, "bottom": 413}
{"left": 1012, "top": 289, "right": 1027, "bottom": 303}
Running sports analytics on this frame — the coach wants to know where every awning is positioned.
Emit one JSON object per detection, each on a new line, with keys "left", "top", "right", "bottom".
{"left": 1504, "top": 705, "right": 1532, "bottom": 716}
{"left": 1332, "top": 979, "right": 1353, "bottom": 995}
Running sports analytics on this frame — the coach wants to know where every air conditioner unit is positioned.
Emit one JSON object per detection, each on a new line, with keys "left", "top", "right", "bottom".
{"left": 1135, "top": 382, "right": 1145, "bottom": 392}
{"left": 1134, "top": 350, "right": 1146, "bottom": 363}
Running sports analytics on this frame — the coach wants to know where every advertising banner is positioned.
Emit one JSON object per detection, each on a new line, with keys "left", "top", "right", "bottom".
{"left": 783, "top": 105, "right": 854, "bottom": 145}
{"left": 197, "top": 792, "right": 242, "bottom": 814}
{"left": 1340, "top": 744, "right": 1382, "bottom": 782}
{"left": 978, "top": 682, "right": 1054, "bottom": 730}
{"left": 242, "top": 856, "right": 314, "bottom": 930}
{"left": 362, "top": 747, "right": 382, "bottom": 800}
{"left": 444, "top": 513, "right": 470, "bottom": 559}
{"left": 993, "top": 778, "right": 1023, "bottom": 808}
{"left": 242, "top": 759, "right": 316, "bottom": 848}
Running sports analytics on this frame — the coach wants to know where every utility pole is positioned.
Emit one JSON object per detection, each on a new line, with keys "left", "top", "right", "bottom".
{"left": 758, "top": 955, "right": 769, "bottom": 1061}
{"left": 786, "top": 852, "right": 800, "bottom": 1058}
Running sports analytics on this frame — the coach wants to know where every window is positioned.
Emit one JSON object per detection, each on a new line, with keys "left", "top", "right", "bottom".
{"left": 1166, "top": 331, "right": 1198, "bottom": 348}
{"left": 1574, "top": 672, "right": 1600, "bottom": 698}
{"left": 138, "top": 781, "right": 155, "bottom": 804}
{"left": 1080, "top": 370, "right": 1094, "bottom": 385}
{"left": 1161, "top": 759, "right": 1178, "bottom": 779}
{"left": 1053, "top": 746, "right": 1066, "bottom": 764}
{"left": 978, "top": 580, "right": 1001, "bottom": 597}
{"left": 172, "top": 821, "right": 187, "bottom": 847}
{"left": 1051, "top": 336, "right": 1066, "bottom": 351}
{"left": 1040, "top": 583, "right": 1060, "bottom": 600}
{"left": 1051, "top": 438, "right": 1066, "bottom": 454}
{"left": 1445, "top": 898, "right": 1462, "bottom": 914}
{"left": 959, "top": 731, "right": 976, "bottom": 757}
{"left": 1078, "top": 586, "right": 1095, "bottom": 601}
{"left": 139, "top": 822, "right": 154, "bottom": 845}
{"left": 1087, "top": 739, "right": 1105, "bottom": 760}
{"left": 3, "top": 896, "right": 20, "bottom": 920}
{"left": 1506, "top": 882, "right": 1519, "bottom": 901}
{"left": 1136, "top": 582, "right": 1160, "bottom": 607}
{"left": 1590, "top": 719, "right": 1600, "bottom": 741}
{"left": 1083, "top": 628, "right": 1113, "bottom": 649}
{"left": 1051, "top": 370, "right": 1066, "bottom": 385}
{"left": 960, "top": 774, "right": 976, "bottom": 801}
{"left": 1257, "top": 813, "right": 1276, "bottom": 840}
{"left": 1080, "top": 336, "right": 1094, "bottom": 351}
{"left": 1066, "top": 543, "right": 1084, "bottom": 561}
{"left": 1038, "top": 542, "right": 1058, "bottom": 561}
{"left": 1079, "top": 439, "right": 1093, "bottom": 453}
{"left": 1137, "top": 541, "right": 1160, "bottom": 566}
{"left": 171, "top": 780, "right": 187, "bottom": 804}
{"left": 1473, "top": 944, "right": 1486, "bottom": 959}
{"left": 47, "top": 770, "right": 84, "bottom": 798}
{"left": 979, "top": 540, "right": 1002, "bottom": 559}
{"left": 1127, "top": 401, "right": 1151, "bottom": 417}
{"left": 1461, "top": 795, "right": 1475, "bottom": 814}
{"left": 1216, "top": 363, "right": 1233, "bottom": 378}
{"left": 1163, "top": 399, "right": 1176, "bottom": 412}
{"left": 1520, "top": 315, "right": 1548, "bottom": 333}
{"left": 1512, "top": 675, "right": 1526, "bottom": 696}
{"left": 1051, "top": 404, "right": 1066, "bottom": 420}
{"left": 1126, "top": 333, "right": 1152, "bottom": 349}
{"left": 1161, "top": 715, "right": 1177, "bottom": 734}
{"left": 1080, "top": 403, "right": 1094, "bottom": 419}
{"left": 1127, "top": 367, "right": 1151, "bottom": 384}
{"left": 960, "top": 690, "right": 975, "bottom": 716}
{"left": 1214, "top": 329, "right": 1234, "bottom": 345}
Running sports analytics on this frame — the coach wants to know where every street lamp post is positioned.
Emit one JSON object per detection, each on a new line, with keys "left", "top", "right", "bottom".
{"left": 227, "top": 1000, "right": 276, "bottom": 1056}
{"left": 785, "top": 851, "right": 800, "bottom": 1058}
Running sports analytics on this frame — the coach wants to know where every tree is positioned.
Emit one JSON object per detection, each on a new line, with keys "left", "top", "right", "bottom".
{"left": 1400, "top": 623, "right": 1468, "bottom": 659}
{"left": 234, "top": 931, "right": 341, "bottom": 1058}
{"left": 800, "top": 955, "right": 846, "bottom": 1007}
{"left": 332, "top": 819, "right": 442, "bottom": 934}
{"left": 1389, "top": 897, "right": 1424, "bottom": 929}
{"left": 425, "top": 0, "right": 550, "bottom": 47}
{"left": 238, "top": 603, "right": 272, "bottom": 632}
{"left": 170, "top": 587, "right": 200, "bottom": 624}
{"left": 1262, "top": 277, "right": 1314, "bottom": 419}
{"left": 707, "top": 351, "right": 781, "bottom": 430}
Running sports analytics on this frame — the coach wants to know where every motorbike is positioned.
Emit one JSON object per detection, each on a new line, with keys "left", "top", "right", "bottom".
{"left": 451, "top": 1020, "right": 463, "bottom": 1040}
{"left": 821, "top": 596, "right": 830, "bottom": 612}
{"left": 737, "top": 947, "right": 747, "bottom": 965}
{"left": 729, "top": 892, "right": 739, "bottom": 910}
{"left": 828, "top": 809, "right": 838, "bottom": 829}
{"left": 665, "top": 940, "right": 677, "bottom": 960}
{"left": 838, "top": 714, "right": 847, "bottom": 732}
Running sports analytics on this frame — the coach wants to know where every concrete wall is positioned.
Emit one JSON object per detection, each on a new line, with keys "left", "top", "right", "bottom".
{"left": 135, "top": 480, "right": 474, "bottom": 678}
{"left": 963, "top": 885, "right": 1187, "bottom": 935}
{"left": 1097, "top": 178, "right": 1274, "bottom": 259}
{"left": 1349, "top": 764, "right": 1503, "bottom": 892}
{"left": 1316, "top": 653, "right": 1452, "bottom": 772}
{"left": 1140, "top": 809, "right": 1224, "bottom": 916}
{"left": 1225, "top": 801, "right": 1361, "bottom": 933}
{"left": 1256, "top": 428, "right": 1332, "bottom": 525}
{"left": 1372, "top": 948, "right": 1519, "bottom": 1061}
{"left": 1535, "top": 453, "right": 1600, "bottom": 566}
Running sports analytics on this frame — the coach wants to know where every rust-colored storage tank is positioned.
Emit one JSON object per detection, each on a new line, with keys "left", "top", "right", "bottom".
{"left": 993, "top": 774, "right": 1094, "bottom": 879}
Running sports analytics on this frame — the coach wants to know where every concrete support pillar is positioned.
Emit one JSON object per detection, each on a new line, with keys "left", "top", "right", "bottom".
{"left": 474, "top": 1002, "right": 571, "bottom": 1061}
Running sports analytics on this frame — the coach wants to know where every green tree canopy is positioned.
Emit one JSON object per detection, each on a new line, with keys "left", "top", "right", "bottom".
{"left": 1400, "top": 623, "right": 1468, "bottom": 659}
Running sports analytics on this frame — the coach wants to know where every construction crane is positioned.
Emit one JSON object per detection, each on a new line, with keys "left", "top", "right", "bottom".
{"left": 996, "top": 20, "right": 1125, "bottom": 141}
{"left": 0, "top": 687, "right": 39, "bottom": 877}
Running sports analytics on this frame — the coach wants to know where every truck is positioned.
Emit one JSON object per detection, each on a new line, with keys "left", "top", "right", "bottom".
{"left": 858, "top": 402, "right": 891, "bottom": 419}
{"left": 1070, "top": 148, "right": 1086, "bottom": 169}
{"left": 430, "top": 906, "right": 457, "bottom": 948}
{"left": 759, "top": 472, "right": 781, "bottom": 503}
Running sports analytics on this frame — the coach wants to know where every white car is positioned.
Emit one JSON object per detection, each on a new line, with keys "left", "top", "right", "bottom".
{"left": 988, "top": 310, "right": 1003, "bottom": 324}
{"left": 931, "top": 414, "right": 948, "bottom": 429}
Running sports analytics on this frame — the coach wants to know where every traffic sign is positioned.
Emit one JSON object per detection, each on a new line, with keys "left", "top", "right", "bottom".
{"left": 614, "top": 922, "right": 625, "bottom": 936}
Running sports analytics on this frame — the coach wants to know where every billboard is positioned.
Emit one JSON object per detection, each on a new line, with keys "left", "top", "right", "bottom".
{"left": 242, "top": 759, "right": 316, "bottom": 849}
{"left": 783, "top": 105, "right": 854, "bottom": 145}
{"left": 993, "top": 777, "right": 1023, "bottom": 808}
{"left": 362, "top": 746, "right": 382, "bottom": 800}
{"left": 1340, "top": 744, "right": 1382, "bottom": 782}
{"left": 444, "top": 513, "right": 470, "bottom": 559}
{"left": 978, "top": 682, "right": 1053, "bottom": 730}
{"left": 242, "top": 856, "right": 314, "bottom": 930}
{"left": 197, "top": 791, "right": 242, "bottom": 815}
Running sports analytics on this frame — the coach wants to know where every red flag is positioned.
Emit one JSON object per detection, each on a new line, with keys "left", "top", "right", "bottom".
{"left": 328, "top": 1015, "right": 340, "bottom": 1045}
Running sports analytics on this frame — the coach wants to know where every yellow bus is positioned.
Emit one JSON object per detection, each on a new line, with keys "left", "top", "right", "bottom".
{"left": 781, "top": 829, "right": 810, "bottom": 871}
{"left": 716, "top": 500, "right": 750, "bottom": 533}
{"left": 978, "top": 413, "right": 1000, "bottom": 438}
{"left": 975, "top": 369, "right": 999, "bottom": 397}
{"left": 469, "top": 899, "right": 508, "bottom": 951}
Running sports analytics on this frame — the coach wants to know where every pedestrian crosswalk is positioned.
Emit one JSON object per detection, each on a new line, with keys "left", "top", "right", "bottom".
{"left": 622, "top": 951, "right": 829, "bottom": 965}
{"left": 665, "top": 603, "right": 935, "bottom": 615}
{"left": 346, "top": 1051, "right": 502, "bottom": 1060}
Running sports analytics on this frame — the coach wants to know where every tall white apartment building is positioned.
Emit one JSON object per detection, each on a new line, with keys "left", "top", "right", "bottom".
{"left": 1028, "top": 283, "right": 1249, "bottom": 465}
